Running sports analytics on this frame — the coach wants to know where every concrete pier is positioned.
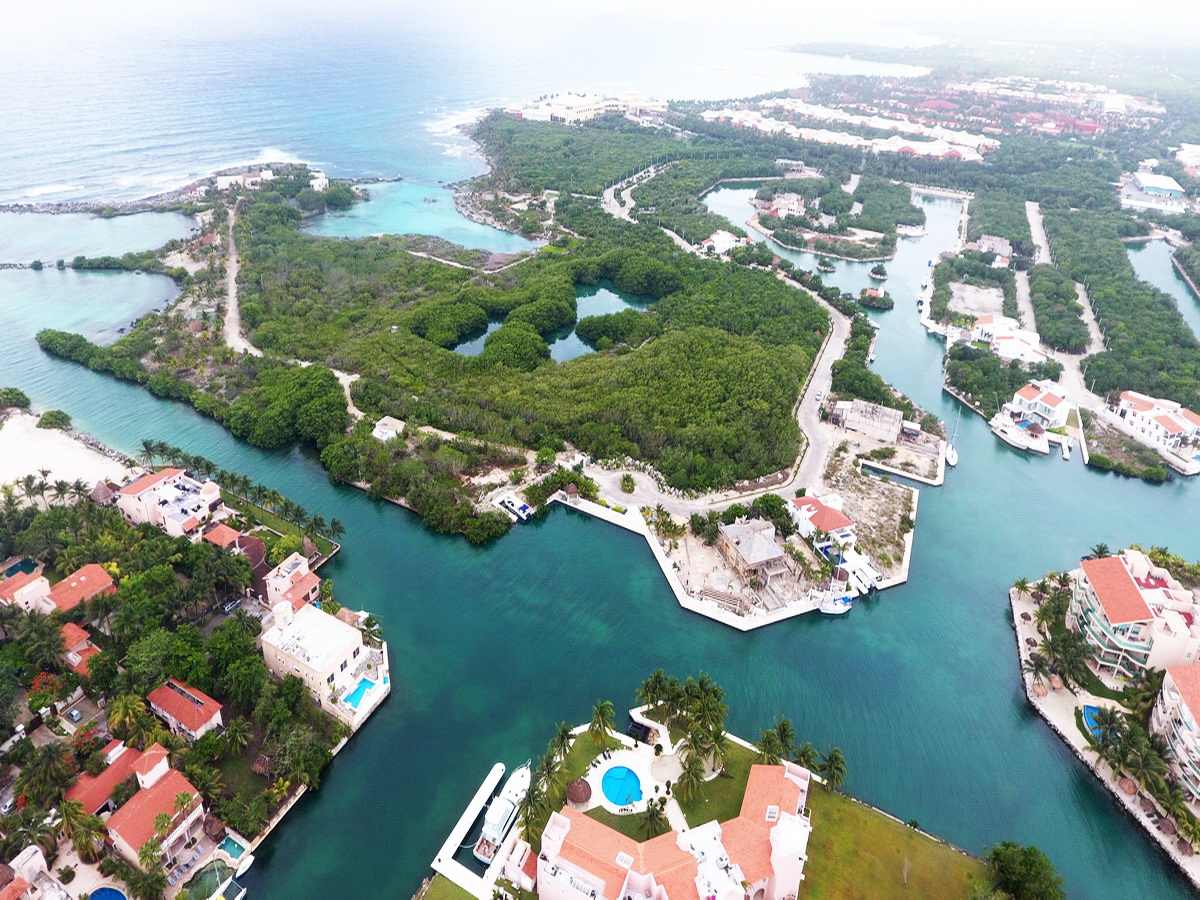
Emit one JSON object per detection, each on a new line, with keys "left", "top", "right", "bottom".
{"left": 431, "top": 763, "right": 505, "bottom": 897}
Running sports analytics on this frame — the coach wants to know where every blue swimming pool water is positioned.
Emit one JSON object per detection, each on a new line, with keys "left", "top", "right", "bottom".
{"left": 601, "top": 766, "right": 643, "bottom": 805}
{"left": 1083, "top": 705, "right": 1103, "bottom": 737}
{"left": 220, "top": 835, "right": 245, "bottom": 859}
{"left": 90, "top": 888, "right": 127, "bottom": 900}
{"left": 2, "top": 558, "right": 34, "bottom": 578}
{"left": 344, "top": 677, "right": 375, "bottom": 709}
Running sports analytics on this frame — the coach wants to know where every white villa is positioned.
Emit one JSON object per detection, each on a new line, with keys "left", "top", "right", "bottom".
{"left": 699, "top": 230, "right": 744, "bottom": 255}
{"left": 264, "top": 552, "right": 321, "bottom": 610}
{"left": 536, "top": 763, "right": 812, "bottom": 900}
{"left": 1151, "top": 664, "right": 1200, "bottom": 801}
{"left": 1009, "top": 381, "right": 1072, "bottom": 429}
{"left": 971, "top": 315, "right": 1045, "bottom": 365}
{"left": 5, "top": 846, "right": 71, "bottom": 900}
{"left": 259, "top": 601, "right": 390, "bottom": 730}
{"left": 790, "top": 496, "right": 854, "bottom": 545}
{"left": 116, "top": 468, "right": 222, "bottom": 541}
{"left": 1116, "top": 390, "right": 1200, "bottom": 453}
{"left": 215, "top": 169, "right": 274, "bottom": 191}
{"left": 309, "top": 169, "right": 329, "bottom": 192}
{"left": 371, "top": 415, "right": 405, "bottom": 443}
{"left": 1067, "top": 550, "right": 1200, "bottom": 680}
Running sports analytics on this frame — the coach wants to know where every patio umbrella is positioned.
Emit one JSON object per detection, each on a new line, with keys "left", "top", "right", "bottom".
{"left": 1159, "top": 818, "right": 1178, "bottom": 836}
{"left": 1049, "top": 674, "right": 1064, "bottom": 691}
{"left": 1178, "top": 838, "right": 1194, "bottom": 856}
{"left": 1119, "top": 777, "right": 1137, "bottom": 796}
{"left": 1020, "top": 612, "right": 1032, "bottom": 622}
{"left": 566, "top": 778, "right": 592, "bottom": 807}
{"left": 1025, "top": 637, "right": 1038, "bottom": 647}
{"left": 1140, "top": 796, "right": 1157, "bottom": 814}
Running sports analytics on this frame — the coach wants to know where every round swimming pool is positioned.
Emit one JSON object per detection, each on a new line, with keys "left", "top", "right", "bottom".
{"left": 601, "top": 765, "right": 643, "bottom": 805}
{"left": 90, "top": 888, "right": 127, "bottom": 900}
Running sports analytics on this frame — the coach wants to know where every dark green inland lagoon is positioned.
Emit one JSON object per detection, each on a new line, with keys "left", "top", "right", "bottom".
{"left": 2, "top": 206, "right": 1198, "bottom": 899}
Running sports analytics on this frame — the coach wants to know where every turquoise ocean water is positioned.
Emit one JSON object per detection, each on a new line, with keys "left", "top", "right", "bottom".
{"left": 0, "top": 31, "right": 1198, "bottom": 899}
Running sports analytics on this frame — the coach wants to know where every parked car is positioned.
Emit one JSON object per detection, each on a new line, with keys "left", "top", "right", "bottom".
{"left": 67, "top": 708, "right": 82, "bottom": 723}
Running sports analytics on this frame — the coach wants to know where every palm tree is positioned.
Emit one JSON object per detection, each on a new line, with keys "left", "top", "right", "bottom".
{"left": 17, "top": 744, "right": 73, "bottom": 807}
{"left": 139, "top": 439, "right": 158, "bottom": 467}
{"left": 1021, "top": 653, "right": 1052, "bottom": 687}
{"left": 774, "top": 718, "right": 796, "bottom": 761}
{"left": 636, "top": 669, "right": 669, "bottom": 710}
{"left": 820, "top": 747, "right": 847, "bottom": 791}
{"left": 1012, "top": 577, "right": 1031, "bottom": 599}
{"left": 1092, "top": 706, "right": 1125, "bottom": 754}
{"left": 108, "top": 693, "right": 148, "bottom": 738}
{"left": 676, "top": 750, "right": 705, "bottom": 801}
{"left": 642, "top": 797, "right": 669, "bottom": 838}
{"left": 1089, "top": 543, "right": 1111, "bottom": 559}
{"left": 709, "top": 730, "right": 730, "bottom": 774}
{"left": 58, "top": 799, "right": 106, "bottom": 862}
{"left": 328, "top": 518, "right": 345, "bottom": 541}
{"left": 589, "top": 700, "right": 615, "bottom": 751}
{"left": 1126, "top": 742, "right": 1167, "bottom": 792}
{"left": 552, "top": 722, "right": 574, "bottom": 763}
{"left": 535, "top": 750, "right": 560, "bottom": 796}
{"left": 518, "top": 774, "right": 546, "bottom": 845}
{"left": 794, "top": 741, "right": 819, "bottom": 770}
{"left": 224, "top": 718, "right": 252, "bottom": 756}
{"left": 757, "top": 729, "right": 783, "bottom": 765}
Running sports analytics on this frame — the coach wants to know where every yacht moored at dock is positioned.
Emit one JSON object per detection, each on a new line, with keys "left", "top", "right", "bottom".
{"left": 473, "top": 762, "right": 531, "bottom": 864}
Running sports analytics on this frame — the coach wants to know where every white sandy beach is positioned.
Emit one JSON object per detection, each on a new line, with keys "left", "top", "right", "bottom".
{"left": 0, "top": 411, "right": 129, "bottom": 488}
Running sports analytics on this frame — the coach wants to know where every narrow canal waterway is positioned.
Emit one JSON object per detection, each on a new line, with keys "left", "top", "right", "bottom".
{"left": 1, "top": 204, "right": 1197, "bottom": 898}
{"left": 1128, "top": 238, "right": 1200, "bottom": 340}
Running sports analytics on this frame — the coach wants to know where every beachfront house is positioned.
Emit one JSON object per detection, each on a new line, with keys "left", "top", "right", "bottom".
{"left": 371, "top": 416, "right": 405, "bottom": 443}
{"left": 970, "top": 315, "right": 1045, "bottom": 365}
{"left": 259, "top": 601, "right": 390, "bottom": 731}
{"left": 699, "top": 230, "right": 743, "bottom": 255}
{"left": 716, "top": 520, "right": 787, "bottom": 585}
{"left": 1009, "top": 381, "right": 1071, "bottom": 430}
{"left": 1067, "top": 550, "right": 1200, "bottom": 680}
{"left": 264, "top": 552, "right": 321, "bottom": 610}
{"left": 1150, "top": 665, "right": 1200, "bottom": 802}
{"left": 1116, "top": 390, "right": 1200, "bottom": 453}
{"left": 116, "top": 468, "right": 222, "bottom": 541}
{"left": 60, "top": 623, "right": 100, "bottom": 677}
{"left": 105, "top": 744, "right": 205, "bottom": 870}
{"left": 537, "top": 763, "right": 812, "bottom": 900}
{"left": 148, "top": 678, "right": 224, "bottom": 741}
{"left": 790, "top": 496, "right": 855, "bottom": 546}
{"left": 309, "top": 170, "right": 329, "bottom": 192}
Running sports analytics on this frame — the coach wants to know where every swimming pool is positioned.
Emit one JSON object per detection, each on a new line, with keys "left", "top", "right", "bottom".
{"left": 1083, "top": 704, "right": 1103, "bottom": 737}
{"left": 2, "top": 558, "right": 34, "bottom": 578}
{"left": 344, "top": 677, "right": 375, "bottom": 709}
{"left": 220, "top": 835, "right": 245, "bottom": 859}
{"left": 601, "top": 766, "right": 643, "bottom": 805}
{"left": 90, "top": 888, "right": 127, "bottom": 900}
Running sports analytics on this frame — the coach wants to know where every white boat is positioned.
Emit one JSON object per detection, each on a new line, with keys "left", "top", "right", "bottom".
{"left": 473, "top": 761, "right": 531, "bottom": 864}
{"left": 819, "top": 594, "right": 853, "bottom": 615}
{"left": 235, "top": 853, "right": 256, "bottom": 878}
{"left": 945, "top": 407, "right": 961, "bottom": 468}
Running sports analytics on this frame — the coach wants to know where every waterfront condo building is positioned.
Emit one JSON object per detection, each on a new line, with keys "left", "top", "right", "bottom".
{"left": 259, "top": 601, "right": 390, "bottom": 730}
{"left": 147, "top": 678, "right": 224, "bottom": 741}
{"left": 1115, "top": 390, "right": 1200, "bottom": 453}
{"left": 537, "top": 763, "right": 812, "bottom": 900}
{"left": 105, "top": 744, "right": 205, "bottom": 869}
{"left": 1067, "top": 550, "right": 1200, "bottom": 679}
{"left": 1151, "top": 665, "right": 1200, "bottom": 801}
{"left": 116, "top": 468, "right": 221, "bottom": 541}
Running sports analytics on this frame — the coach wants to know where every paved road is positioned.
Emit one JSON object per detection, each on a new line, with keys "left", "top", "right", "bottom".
{"left": 1025, "top": 201, "right": 1052, "bottom": 265}
{"left": 222, "top": 203, "right": 262, "bottom": 358}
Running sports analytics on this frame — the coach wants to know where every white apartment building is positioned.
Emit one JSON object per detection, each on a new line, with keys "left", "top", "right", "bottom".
{"left": 1116, "top": 390, "right": 1200, "bottom": 453}
{"left": 1067, "top": 550, "right": 1200, "bottom": 680}
{"left": 260, "top": 601, "right": 389, "bottom": 730}
{"left": 1151, "top": 664, "right": 1200, "bottom": 801}
{"left": 116, "top": 468, "right": 221, "bottom": 540}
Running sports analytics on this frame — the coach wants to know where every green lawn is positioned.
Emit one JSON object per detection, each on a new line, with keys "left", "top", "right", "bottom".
{"left": 643, "top": 705, "right": 687, "bottom": 746}
{"left": 424, "top": 874, "right": 473, "bottom": 900}
{"left": 218, "top": 751, "right": 267, "bottom": 798}
{"left": 585, "top": 806, "right": 661, "bottom": 840}
{"left": 222, "top": 493, "right": 335, "bottom": 558}
{"left": 801, "top": 788, "right": 990, "bottom": 899}
{"left": 678, "top": 741, "right": 756, "bottom": 827}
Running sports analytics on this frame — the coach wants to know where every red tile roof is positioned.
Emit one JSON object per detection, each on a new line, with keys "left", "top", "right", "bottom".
{"left": 66, "top": 743, "right": 144, "bottom": 814}
{"left": 1181, "top": 408, "right": 1200, "bottom": 428}
{"left": 1081, "top": 557, "right": 1152, "bottom": 625}
{"left": 1155, "top": 414, "right": 1184, "bottom": 435}
{"left": 107, "top": 767, "right": 199, "bottom": 854}
{"left": 0, "top": 570, "right": 45, "bottom": 604}
{"left": 285, "top": 571, "right": 320, "bottom": 610}
{"left": 1041, "top": 392, "right": 1064, "bottom": 407}
{"left": 0, "top": 877, "right": 29, "bottom": 900}
{"left": 1120, "top": 390, "right": 1155, "bottom": 412}
{"left": 1016, "top": 383, "right": 1040, "bottom": 401}
{"left": 1169, "top": 665, "right": 1200, "bottom": 722}
{"left": 60, "top": 622, "right": 90, "bottom": 649}
{"left": 794, "top": 498, "right": 853, "bottom": 533}
{"left": 119, "top": 468, "right": 182, "bottom": 496}
{"left": 203, "top": 523, "right": 241, "bottom": 550}
{"left": 48, "top": 564, "right": 114, "bottom": 613}
{"left": 148, "top": 679, "right": 222, "bottom": 734}
{"left": 133, "top": 743, "right": 169, "bottom": 779}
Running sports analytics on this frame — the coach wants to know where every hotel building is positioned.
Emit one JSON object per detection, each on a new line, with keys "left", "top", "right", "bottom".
{"left": 1151, "top": 664, "right": 1200, "bottom": 801}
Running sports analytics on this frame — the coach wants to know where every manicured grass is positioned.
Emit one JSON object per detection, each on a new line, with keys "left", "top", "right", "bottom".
{"left": 561, "top": 731, "right": 622, "bottom": 785}
{"left": 677, "top": 741, "right": 756, "bottom": 827}
{"left": 218, "top": 751, "right": 267, "bottom": 798}
{"left": 585, "top": 806, "right": 659, "bottom": 840}
{"left": 801, "top": 788, "right": 990, "bottom": 899}
{"left": 223, "top": 493, "right": 335, "bottom": 558}
{"left": 643, "top": 705, "right": 686, "bottom": 746}
{"left": 425, "top": 874, "right": 473, "bottom": 900}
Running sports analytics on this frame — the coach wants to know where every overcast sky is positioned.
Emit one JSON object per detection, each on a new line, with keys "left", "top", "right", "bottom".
{"left": 8, "top": 0, "right": 1200, "bottom": 47}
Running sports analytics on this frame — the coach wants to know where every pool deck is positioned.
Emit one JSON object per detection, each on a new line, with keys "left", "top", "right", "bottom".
{"left": 1008, "top": 585, "right": 1200, "bottom": 890}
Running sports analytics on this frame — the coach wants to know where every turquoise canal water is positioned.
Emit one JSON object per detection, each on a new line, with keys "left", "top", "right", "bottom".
{"left": 305, "top": 180, "right": 535, "bottom": 253}
{"left": 1128, "top": 238, "right": 1200, "bottom": 340}
{"left": 2, "top": 203, "right": 1198, "bottom": 899}
{"left": 454, "top": 283, "right": 650, "bottom": 362}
